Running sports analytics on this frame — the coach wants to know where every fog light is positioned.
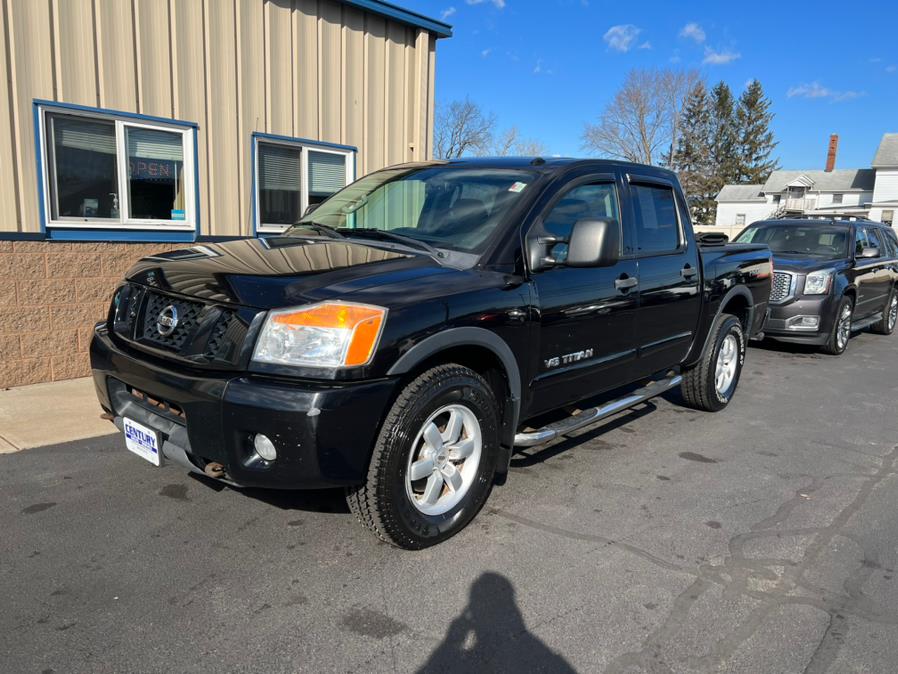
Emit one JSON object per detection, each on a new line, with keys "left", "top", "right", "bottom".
{"left": 786, "top": 315, "right": 820, "bottom": 330}
{"left": 253, "top": 434, "right": 277, "bottom": 461}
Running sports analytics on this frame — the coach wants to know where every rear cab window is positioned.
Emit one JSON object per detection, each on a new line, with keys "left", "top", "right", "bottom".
{"left": 629, "top": 183, "right": 681, "bottom": 254}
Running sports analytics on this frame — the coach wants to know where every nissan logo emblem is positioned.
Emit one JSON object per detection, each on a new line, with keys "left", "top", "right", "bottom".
{"left": 156, "top": 305, "right": 179, "bottom": 337}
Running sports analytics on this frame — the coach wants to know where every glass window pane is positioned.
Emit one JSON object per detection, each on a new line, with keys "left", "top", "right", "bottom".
{"left": 259, "top": 143, "right": 301, "bottom": 225}
{"left": 307, "top": 150, "right": 347, "bottom": 206}
{"left": 126, "top": 126, "right": 186, "bottom": 221}
{"left": 48, "top": 113, "right": 119, "bottom": 219}
{"left": 631, "top": 183, "right": 680, "bottom": 254}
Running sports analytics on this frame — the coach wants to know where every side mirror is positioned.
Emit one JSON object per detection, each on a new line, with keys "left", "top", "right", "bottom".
{"left": 303, "top": 203, "right": 320, "bottom": 217}
{"left": 566, "top": 219, "right": 620, "bottom": 268}
{"left": 860, "top": 246, "right": 880, "bottom": 258}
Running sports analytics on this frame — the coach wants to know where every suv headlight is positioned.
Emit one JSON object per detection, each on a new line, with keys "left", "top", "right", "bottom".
{"left": 252, "top": 302, "right": 387, "bottom": 368}
{"left": 804, "top": 269, "right": 834, "bottom": 295}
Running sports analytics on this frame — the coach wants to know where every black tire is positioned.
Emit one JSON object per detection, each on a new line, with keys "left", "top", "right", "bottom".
{"left": 822, "top": 295, "right": 853, "bottom": 355}
{"left": 871, "top": 288, "right": 897, "bottom": 335}
{"left": 681, "top": 313, "right": 745, "bottom": 412}
{"left": 346, "top": 364, "right": 500, "bottom": 549}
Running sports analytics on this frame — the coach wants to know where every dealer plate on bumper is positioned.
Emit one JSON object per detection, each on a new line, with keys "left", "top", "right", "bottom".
{"left": 123, "top": 417, "right": 162, "bottom": 467}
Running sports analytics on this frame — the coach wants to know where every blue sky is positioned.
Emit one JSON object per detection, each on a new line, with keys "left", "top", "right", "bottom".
{"left": 404, "top": 0, "right": 898, "bottom": 170}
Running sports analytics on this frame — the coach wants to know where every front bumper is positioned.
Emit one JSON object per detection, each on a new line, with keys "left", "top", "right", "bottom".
{"left": 764, "top": 295, "right": 838, "bottom": 346}
{"left": 90, "top": 324, "right": 398, "bottom": 489}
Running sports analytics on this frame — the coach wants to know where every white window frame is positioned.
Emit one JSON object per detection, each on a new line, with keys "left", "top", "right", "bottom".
{"left": 735, "top": 213, "right": 746, "bottom": 226}
{"left": 254, "top": 136, "right": 355, "bottom": 234}
{"left": 38, "top": 104, "right": 197, "bottom": 231}
{"left": 832, "top": 193, "right": 843, "bottom": 204}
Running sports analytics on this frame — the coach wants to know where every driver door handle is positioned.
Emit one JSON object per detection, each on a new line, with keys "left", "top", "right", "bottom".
{"left": 615, "top": 276, "right": 638, "bottom": 291}
{"left": 681, "top": 265, "right": 697, "bottom": 279}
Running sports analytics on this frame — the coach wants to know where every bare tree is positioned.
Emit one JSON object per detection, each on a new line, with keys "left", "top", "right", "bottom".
{"left": 490, "top": 127, "right": 549, "bottom": 157}
{"left": 582, "top": 68, "right": 700, "bottom": 166}
{"left": 434, "top": 99, "right": 496, "bottom": 159}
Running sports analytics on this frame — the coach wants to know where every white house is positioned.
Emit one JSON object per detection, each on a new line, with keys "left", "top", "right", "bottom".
{"left": 715, "top": 133, "right": 898, "bottom": 228}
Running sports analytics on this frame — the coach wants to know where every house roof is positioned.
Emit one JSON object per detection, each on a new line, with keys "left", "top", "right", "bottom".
{"left": 872, "top": 133, "right": 898, "bottom": 167}
{"left": 761, "top": 169, "right": 876, "bottom": 193}
{"left": 715, "top": 184, "right": 765, "bottom": 202}
{"left": 341, "top": 1, "right": 452, "bottom": 38}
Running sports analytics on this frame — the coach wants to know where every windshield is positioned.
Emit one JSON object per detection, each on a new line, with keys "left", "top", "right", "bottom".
{"left": 735, "top": 224, "right": 850, "bottom": 258}
{"left": 286, "top": 165, "right": 537, "bottom": 254}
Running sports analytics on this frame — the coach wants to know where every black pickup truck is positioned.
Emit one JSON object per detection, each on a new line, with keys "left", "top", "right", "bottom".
{"left": 91, "top": 158, "right": 772, "bottom": 548}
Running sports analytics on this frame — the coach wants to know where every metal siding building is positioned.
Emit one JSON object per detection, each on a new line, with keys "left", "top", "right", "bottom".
{"left": 0, "top": 0, "right": 448, "bottom": 238}
{"left": 0, "top": 0, "right": 449, "bottom": 388}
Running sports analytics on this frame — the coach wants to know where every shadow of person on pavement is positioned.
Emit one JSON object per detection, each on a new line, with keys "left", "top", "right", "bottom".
{"left": 419, "top": 572, "right": 576, "bottom": 673}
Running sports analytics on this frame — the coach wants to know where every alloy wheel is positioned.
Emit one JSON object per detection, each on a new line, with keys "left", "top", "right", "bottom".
{"left": 405, "top": 404, "right": 483, "bottom": 516}
{"left": 715, "top": 334, "right": 738, "bottom": 395}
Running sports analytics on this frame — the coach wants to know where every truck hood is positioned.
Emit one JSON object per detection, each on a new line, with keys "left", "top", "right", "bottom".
{"left": 125, "top": 236, "right": 458, "bottom": 309}
{"left": 771, "top": 254, "right": 848, "bottom": 274}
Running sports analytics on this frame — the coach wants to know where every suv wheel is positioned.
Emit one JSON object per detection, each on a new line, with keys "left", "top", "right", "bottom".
{"left": 871, "top": 289, "right": 897, "bottom": 336}
{"left": 681, "top": 313, "right": 745, "bottom": 412}
{"left": 346, "top": 364, "right": 499, "bottom": 549}
{"left": 822, "top": 296, "right": 853, "bottom": 355}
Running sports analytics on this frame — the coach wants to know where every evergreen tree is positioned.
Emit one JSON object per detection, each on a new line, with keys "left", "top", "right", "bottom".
{"left": 710, "top": 82, "right": 739, "bottom": 187}
{"left": 736, "top": 80, "right": 779, "bottom": 183}
{"left": 673, "top": 81, "right": 716, "bottom": 225}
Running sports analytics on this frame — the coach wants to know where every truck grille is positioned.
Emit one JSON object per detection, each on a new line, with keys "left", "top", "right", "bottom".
{"left": 770, "top": 271, "right": 794, "bottom": 304}
{"left": 111, "top": 284, "right": 253, "bottom": 367}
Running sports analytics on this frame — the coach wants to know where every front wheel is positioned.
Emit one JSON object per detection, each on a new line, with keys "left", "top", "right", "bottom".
{"left": 822, "top": 296, "right": 853, "bottom": 355}
{"left": 346, "top": 364, "right": 500, "bottom": 549}
{"left": 681, "top": 313, "right": 745, "bottom": 412}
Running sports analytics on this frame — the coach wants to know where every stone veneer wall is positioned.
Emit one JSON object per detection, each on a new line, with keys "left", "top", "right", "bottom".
{"left": 0, "top": 241, "right": 181, "bottom": 388}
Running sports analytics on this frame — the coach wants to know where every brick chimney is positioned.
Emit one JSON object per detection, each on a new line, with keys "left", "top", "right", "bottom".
{"left": 825, "top": 134, "right": 839, "bottom": 172}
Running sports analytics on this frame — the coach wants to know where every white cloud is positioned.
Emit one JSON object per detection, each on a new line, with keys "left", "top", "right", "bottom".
{"left": 466, "top": 0, "right": 505, "bottom": 8}
{"left": 603, "top": 24, "right": 641, "bottom": 53}
{"left": 533, "top": 58, "right": 553, "bottom": 75}
{"left": 481, "top": 48, "right": 492, "bottom": 58}
{"left": 787, "top": 81, "right": 865, "bottom": 102}
{"left": 679, "top": 22, "right": 705, "bottom": 43}
{"left": 886, "top": 65, "right": 897, "bottom": 73}
{"left": 440, "top": 6, "right": 456, "bottom": 20}
{"left": 870, "top": 57, "right": 883, "bottom": 63}
{"left": 638, "top": 41, "right": 652, "bottom": 50}
{"left": 702, "top": 47, "right": 740, "bottom": 65}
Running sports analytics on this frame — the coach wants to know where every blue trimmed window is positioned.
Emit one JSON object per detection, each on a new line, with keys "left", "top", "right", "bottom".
{"left": 35, "top": 101, "right": 199, "bottom": 241}
{"left": 252, "top": 133, "right": 356, "bottom": 234}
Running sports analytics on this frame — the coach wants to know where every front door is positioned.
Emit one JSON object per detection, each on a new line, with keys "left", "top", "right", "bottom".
{"left": 528, "top": 175, "right": 639, "bottom": 415}
{"left": 852, "top": 227, "right": 885, "bottom": 318}
{"left": 624, "top": 175, "right": 702, "bottom": 378}
{"left": 862, "top": 226, "right": 894, "bottom": 313}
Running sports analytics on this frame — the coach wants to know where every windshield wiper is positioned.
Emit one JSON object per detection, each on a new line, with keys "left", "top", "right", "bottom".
{"left": 287, "top": 221, "right": 345, "bottom": 239}
{"left": 340, "top": 228, "right": 444, "bottom": 258}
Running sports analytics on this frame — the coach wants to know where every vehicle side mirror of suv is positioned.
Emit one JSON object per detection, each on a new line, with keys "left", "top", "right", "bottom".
{"left": 860, "top": 246, "right": 880, "bottom": 258}
{"left": 566, "top": 219, "right": 620, "bottom": 268}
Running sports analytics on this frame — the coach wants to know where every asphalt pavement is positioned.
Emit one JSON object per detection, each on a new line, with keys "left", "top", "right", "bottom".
{"left": 3, "top": 331, "right": 898, "bottom": 673}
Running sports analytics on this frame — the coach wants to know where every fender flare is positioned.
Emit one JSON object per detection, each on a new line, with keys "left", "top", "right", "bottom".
{"left": 695, "top": 285, "right": 755, "bottom": 362}
{"left": 387, "top": 327, "right": 522, "bottom": 473}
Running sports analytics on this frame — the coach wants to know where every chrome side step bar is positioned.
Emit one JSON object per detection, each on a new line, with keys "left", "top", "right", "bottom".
{"left": 513, "top": 374, "right": 683, "bottom": 448}
{"left": 851, "top": 313, "right": 882, "bottom": 332}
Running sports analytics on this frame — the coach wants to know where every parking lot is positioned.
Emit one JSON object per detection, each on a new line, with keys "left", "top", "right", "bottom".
{"left": 2, "top": 332, "right": 898, "bottom": 673}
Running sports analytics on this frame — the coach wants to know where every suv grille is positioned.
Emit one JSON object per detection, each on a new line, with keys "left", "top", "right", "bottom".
{"left": 111, "top": 284, "right": 252, "bottom": 367}
{"left": 770, "top": 271, "right": 794, "bottom": 304}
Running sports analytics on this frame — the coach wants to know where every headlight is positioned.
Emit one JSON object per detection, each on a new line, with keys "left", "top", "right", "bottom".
{"left": 252, "top": 302, "right": 387, "bottom": 368}
{"left": 804, "top": 269, "right": 834, "bottom": 295}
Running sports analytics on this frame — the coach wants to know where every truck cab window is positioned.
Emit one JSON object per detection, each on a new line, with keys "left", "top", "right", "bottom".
{"left": 855, "top": 228, "right": 868, "bottom": 256}
{"left": 631, "top": 183, "right": 680, "bottom": 254}
{"left": 541, "top": 182, "right": 619, "bottom": 262}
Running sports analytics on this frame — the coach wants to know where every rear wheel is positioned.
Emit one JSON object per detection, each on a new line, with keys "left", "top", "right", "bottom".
{"left": 871, "top": 289, "right": 897, "bottom": 335}
{"left": 822, "top": 296, "right": 853, "bottom": 355}
{"left": 346, "top": 364, "right": 500, "bottom": 549}
{"left": 681, "top": 313, "right": 745, "bottom": 412}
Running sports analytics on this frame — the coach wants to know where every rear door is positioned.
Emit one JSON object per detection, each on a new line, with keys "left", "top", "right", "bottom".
{"left": 528, "top": 172, "right": 639, "bottom": 415}
{"left": 624, "top": 175, "right": 702, "bottom": 378}
{"left": 862, "top": 226, "right": 894, "bottom": 312}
